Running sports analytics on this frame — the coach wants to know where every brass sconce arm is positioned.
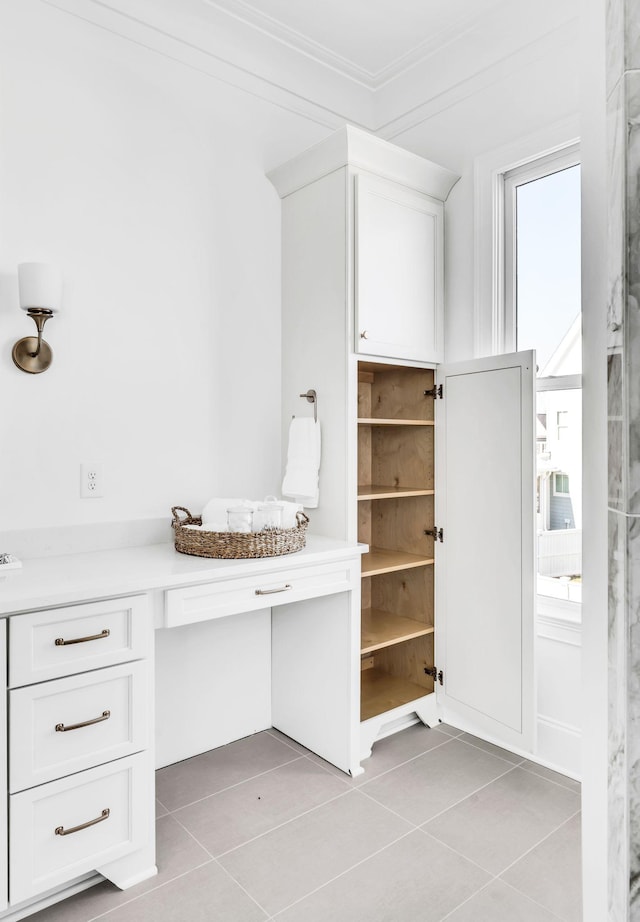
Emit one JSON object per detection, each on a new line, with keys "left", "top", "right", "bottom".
{"left": 12, "top": 308, "right": 55, "bottom": 374}
{"left": 26, "top": 308, "right": 53, "bottom": 358}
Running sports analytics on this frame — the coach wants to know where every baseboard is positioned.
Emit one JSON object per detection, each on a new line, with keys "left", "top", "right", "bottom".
{"left": 0, "top": 873, "right": 100, "bottom": 921}
{"left": 536, "top": 713, "right": 582, "bottom": 778}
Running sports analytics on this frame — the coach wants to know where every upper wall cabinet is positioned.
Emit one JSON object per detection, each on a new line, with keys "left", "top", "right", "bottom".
{"left": 268, "top": 126, "right": 458, "bottom": 368}
{"left": 355, "top": 174, "right": 443, "bottom": 363}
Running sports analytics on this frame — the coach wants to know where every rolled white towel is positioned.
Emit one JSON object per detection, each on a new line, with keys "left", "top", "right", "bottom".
{"left": 200, "top": 522, "right": 229, "bottom": 533}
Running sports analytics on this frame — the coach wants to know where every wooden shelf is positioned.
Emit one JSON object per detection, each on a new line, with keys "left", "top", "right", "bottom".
{"left": 361, "top": 609, "right": 434, "bottom": 654}
{"left": 358, "top": 485, "right": 434, "bottom": 501}
{"left": 358, "top": 418, "right": 434, "bottom": 427}
{"left": 362, "top": 548, "right": 434, "bottom": 577}
{"left": 361, "top": 669, "right": 433, "bottom": 722}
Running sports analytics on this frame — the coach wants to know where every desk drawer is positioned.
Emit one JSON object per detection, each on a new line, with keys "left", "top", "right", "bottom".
{"left": 164, "top": 560, "right": 357, "bottom": 627}
{"left": 9, "top": 661, "right": 148, "bottom": 793}
{"left": 10, "top": 752, "right": 149, "bottom": 904}
{"left": 9, "top": 596, "right": 150, "bottom": 687}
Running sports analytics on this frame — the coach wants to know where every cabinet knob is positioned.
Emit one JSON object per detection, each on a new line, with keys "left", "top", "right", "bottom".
{"left": 360, "top": 330, "right": 368, "bottom": 340}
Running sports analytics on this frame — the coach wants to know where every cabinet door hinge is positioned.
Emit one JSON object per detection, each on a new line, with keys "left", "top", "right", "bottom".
{"left": 424, "top": 383, "right": 443, "bottom": 399}
{"left": 424, "top": 666, "right": 444, "bottom": 685}
{"left": 424, "top": 526, "right": 444, "bottom": 543}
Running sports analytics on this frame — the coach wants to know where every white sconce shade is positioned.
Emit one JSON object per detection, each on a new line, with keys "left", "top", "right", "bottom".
{"left": 18, "top": 262, "right": 62, "bottom": 313}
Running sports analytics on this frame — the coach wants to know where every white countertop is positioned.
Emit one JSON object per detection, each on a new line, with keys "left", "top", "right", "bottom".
{"left": 0, "top": 536, "right": 365, "bottom": 615}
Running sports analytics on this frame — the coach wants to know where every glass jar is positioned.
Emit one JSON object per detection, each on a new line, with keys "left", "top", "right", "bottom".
{"left": 227, "top": 506, "right": 253, "bottom": 533}
{"left": 256, "top": 501, "right": 283, "bottom": 531}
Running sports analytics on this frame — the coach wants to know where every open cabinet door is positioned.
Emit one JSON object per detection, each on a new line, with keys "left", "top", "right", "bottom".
{"left": 435, "top": 350, "right": 535, "bottom": 752}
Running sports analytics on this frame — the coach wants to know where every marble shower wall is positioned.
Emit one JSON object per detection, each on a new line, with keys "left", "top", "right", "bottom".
{"left": 609, "top": 509, "right": 629, "bottom": 921}
{"left": 607, "top": 1, "right": 640, "bottom": 918}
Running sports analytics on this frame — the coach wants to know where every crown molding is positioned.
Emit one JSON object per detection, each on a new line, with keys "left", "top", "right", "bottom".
{"left": 41, "top": 0, "right": 579, "bottom": 136}
{"left": 204, "top": 0, "right": 375, "bottom": 86}
{"left": 41, "top": 0, "right": 374, "bottom": 129}
{"left": 379, "top": 15, "right": 580, "bottom": 141}
{"left": 205, "top": 0, "right": 508, "bottom": 90}
{"left": 376, "top": 0, "right": 579, "bottom": 138}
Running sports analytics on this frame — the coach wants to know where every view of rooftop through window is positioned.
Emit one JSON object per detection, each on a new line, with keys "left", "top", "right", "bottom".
{"left": 514, "top": 162, "right": 582, "bottom": 598}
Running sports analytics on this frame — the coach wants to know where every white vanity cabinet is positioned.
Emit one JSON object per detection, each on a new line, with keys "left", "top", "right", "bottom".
{"left": 0, "top": 537, "right": 363, "bottom": 919}
{"left": 7, "top": 596, "right": 154, "bottom": 906}
{"left": 270, "top": 127, "right": 536, "bottom": 762}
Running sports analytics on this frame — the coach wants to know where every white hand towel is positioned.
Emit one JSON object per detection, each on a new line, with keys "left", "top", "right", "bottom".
{"left": 282, "top": 418, "right": 321, "bottom": 508}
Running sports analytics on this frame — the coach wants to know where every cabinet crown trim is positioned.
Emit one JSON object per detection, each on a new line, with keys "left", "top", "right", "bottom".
{"left": 267, "top": 125, "right": 459, "bottom": 201}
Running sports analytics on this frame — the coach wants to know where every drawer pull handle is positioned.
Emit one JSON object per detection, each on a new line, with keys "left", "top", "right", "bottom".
{"left": 55, "top": 710, "right": 111, "bottom": 733}
{"left": 255, "top": 584, "right": 293, "bottom": 596}
{"left": 55, "top": 628, "right": 110, "bottom": 646}
{"left": 55, "top": 808, "right": 110, "bottom": 837}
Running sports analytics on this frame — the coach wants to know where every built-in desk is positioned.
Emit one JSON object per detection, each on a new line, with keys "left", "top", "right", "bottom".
{"left": 0, "top": 536, "right": 364, "bottom": 919}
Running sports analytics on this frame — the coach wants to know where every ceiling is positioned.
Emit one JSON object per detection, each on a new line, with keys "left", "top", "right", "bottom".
{"left": 45, "top": 0, "right": 579, "bottom": 135}
{"left": 206, "top": 0, "right": 507, "bottom": 86}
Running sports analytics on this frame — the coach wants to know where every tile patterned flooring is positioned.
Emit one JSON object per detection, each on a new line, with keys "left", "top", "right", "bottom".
{"left": 28, "top": 724, "right": 582, "bottom": 922}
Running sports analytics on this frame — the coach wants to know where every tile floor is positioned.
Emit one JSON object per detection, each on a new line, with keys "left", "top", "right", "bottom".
{"left": 28, "top": 724, "right": 582, "bottom": 922}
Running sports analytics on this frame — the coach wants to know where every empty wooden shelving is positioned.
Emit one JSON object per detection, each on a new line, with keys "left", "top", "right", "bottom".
{"left": 358, "top": 360, "right": 438, "bottom": 726}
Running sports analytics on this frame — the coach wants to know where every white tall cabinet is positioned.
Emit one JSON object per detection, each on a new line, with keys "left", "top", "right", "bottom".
{"left": 269, "top": 127, "right": 536, "bottom": 761}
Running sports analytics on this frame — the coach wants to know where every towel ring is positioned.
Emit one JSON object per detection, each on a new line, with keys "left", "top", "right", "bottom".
{"left": 298, "top": 389, "right": 317, "bottom": 423}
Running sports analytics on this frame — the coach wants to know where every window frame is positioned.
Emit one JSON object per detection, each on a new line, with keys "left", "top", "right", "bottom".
{"left": 553, "top": 472, "right": 570, "bottom": 497}
{"left": 502, "top": 145, "right": 581, "bottom": 357}
{"left": 472, "top": 118, "right": 580, "bottom": 358}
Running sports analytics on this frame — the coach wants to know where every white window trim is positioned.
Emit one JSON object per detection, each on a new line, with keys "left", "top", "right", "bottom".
{"left": 473, "top": 116, "right": 580, "bottom": 358}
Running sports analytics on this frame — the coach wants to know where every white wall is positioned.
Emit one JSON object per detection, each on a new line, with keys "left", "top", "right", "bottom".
{"left": 391, "top": 41, "right": 580, "bottom": 362}
{"left": 0, "top": 3, "right": 581, "bottom": 535}
{"left": 0, "top": 1, "right": 324, "bottom": 534}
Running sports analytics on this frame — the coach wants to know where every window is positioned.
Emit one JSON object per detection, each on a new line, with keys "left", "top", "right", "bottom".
{"left": 504, "top": 149, "right": 581, "bottom": 359}
{"left": 557, "top": 411, "right": 569, "bottom": 440}
{"left": 503, "top": 147, "right": 582, "bottom": 597}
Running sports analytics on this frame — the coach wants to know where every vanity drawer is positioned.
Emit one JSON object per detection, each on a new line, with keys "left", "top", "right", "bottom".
{"left": 10, "top": 752, "right": 150, "bottom": 904}
{"left": 164, "top": 559, "right": 358, "bottom": 627}
{"left": 9, "top": 661, "right": 149, "bottom": 793}
{"left": 9, "top": 596, "right": 150, "bottom": 687}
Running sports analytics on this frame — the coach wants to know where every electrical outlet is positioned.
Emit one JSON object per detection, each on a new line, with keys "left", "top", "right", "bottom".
{"left": 80, "top": 463, "right": 104, "bottom": 498}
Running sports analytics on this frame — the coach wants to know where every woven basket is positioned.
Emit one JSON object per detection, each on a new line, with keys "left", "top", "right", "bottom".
{"left": 171, "top": 506, "right": 309, "bottom": 559}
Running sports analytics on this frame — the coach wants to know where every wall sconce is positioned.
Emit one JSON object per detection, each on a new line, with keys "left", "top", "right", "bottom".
{"left": 12, "top": 263, "right": 62, "bottom": 374}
